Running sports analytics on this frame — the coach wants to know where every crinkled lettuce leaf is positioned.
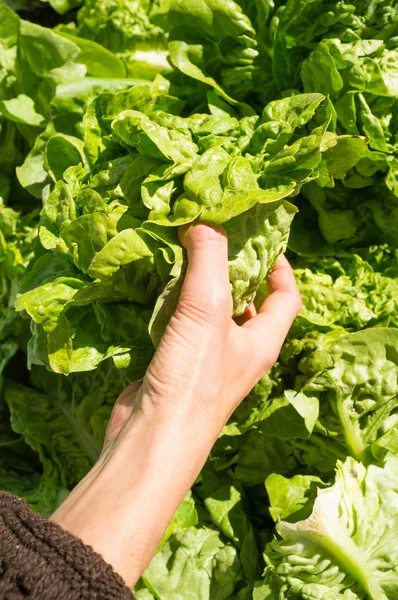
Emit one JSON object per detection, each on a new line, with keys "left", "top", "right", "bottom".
{"left": 141, "top": 526, "right": 247, "bottom": 600}
{"left": 17, "top": 89, "right": 352, "bottom": 371}
{"left": 63, "top": 0, "right": 170, "bottom": 78}
{"left": 0, "top": 359, "right": 126, "bottom": 516}
{"left": 259, "top": 456, "right": 398, "bottom": 599}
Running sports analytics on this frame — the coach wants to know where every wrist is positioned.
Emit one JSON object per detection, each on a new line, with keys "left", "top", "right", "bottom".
{"left": 138, "top": 383, "right": 229, "bottom": 442}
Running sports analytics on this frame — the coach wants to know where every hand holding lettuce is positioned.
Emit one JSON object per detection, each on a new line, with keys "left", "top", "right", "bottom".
{"left": 50, "top": 223, "right": 301, "bottom": 588}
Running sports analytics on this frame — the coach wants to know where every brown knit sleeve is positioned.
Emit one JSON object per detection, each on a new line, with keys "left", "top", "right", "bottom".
{"left": 0, "top": 492, "right": 135, "bottom": 600}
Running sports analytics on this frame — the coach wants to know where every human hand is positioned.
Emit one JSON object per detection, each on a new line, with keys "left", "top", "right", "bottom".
{"left": 115, "top": 223, "right": 301, "bottom": 435}
{"left": 52, "top": 224, "right": 301, "bottom": 588}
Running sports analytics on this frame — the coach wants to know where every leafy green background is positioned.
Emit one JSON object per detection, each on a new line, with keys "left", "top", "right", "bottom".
{"left": 0, "top": 0, "right": 397, "bottom": 598}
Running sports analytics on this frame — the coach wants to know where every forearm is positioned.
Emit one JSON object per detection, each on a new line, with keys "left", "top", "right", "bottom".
{"left": 52, "top": 393, "right": 221, "bottom": 588}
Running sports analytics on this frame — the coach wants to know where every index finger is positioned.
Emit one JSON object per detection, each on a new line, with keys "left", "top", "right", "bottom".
{"left": 177, "top": 223, "right": 232, "bottom": 322}
{"left": 242, "top": 255, "right": 302, "bottom": 365}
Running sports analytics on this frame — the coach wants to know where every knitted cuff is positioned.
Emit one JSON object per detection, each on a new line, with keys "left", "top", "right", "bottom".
{"left": 0, "top": 492, "right": 133, "bottom": 600}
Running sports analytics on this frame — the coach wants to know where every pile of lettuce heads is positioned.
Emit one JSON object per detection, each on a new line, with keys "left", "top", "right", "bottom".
{"left": 0, "top": 0, "right": 397, "bottom": 598}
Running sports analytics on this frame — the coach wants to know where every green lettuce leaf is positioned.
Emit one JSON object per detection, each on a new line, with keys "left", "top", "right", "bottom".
{"left": 295, "top": 328, "right": 398, "bottom": 464}
{"left": 18, "top": 90, "right": 344, "bottom": 370}
{"left": 141, "top": 526, "right": 246, "bottom": 600}
{"left": 260, "top": 456, "right": 398, "bottom": 599}
{"left": 3, "top": 360, "right": 126, "bottom": 490}
{"left": 67, "top": 0, "right": 170, "bottom": 79}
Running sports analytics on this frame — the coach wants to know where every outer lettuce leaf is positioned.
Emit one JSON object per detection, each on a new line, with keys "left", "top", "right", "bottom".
{"left": 265, "top": 472, "right": 327, "bottom": 523}
{"left": 3, "top": 361, "right": 126, "bottom": 490}
{"left": 0, "top": 442, "right": 67, "bottom": 517}
{"left": 260, "top": 457, "right": 398, "bottom": 599}
{"left": 141, "top": 526, "right": 246, "bottom": 600}
{"left": 197, "top": 471, "right": 262, "bottom": 584}
{"left": 293, "top": 247, "right": 398, "bottom": 331}
{"left": 0, "top": 5, "right": 152, "bottom": 199}
{"left": 295, "top": 328, "right": 398, "bottom": 464}
{"left": 157, "top": 0, "right": 277, "bottom": 108}
{"left": 66, "top": 0, "right": 170, "bottom": 79}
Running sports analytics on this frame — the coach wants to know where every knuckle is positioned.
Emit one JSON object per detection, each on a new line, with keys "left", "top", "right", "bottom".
{"left": 178, "top": 290, "right": 232, "bottom": 327}
{"left": 177, "top": 297, "right": 223, "bottom": 328}
{"left": 189, "top": 224, "right": 227, "bottom": 249}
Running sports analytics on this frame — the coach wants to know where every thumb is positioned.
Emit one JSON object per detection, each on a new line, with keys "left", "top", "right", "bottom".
{"left": 105, "top": 382, "right": 142, "bottom": 444}
{"left": 178, "top": 223, "right": 232, "bottom": 320}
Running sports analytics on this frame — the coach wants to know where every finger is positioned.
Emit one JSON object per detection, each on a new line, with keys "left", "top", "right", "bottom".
{"left": 178, "top": 223, "right": 232, "bottom": 319}
{"left": 242, "top": 256, "right": 301, "bottom": 368}
{"left": 234, "top": 302, "right": 257, "bottom": 326}
{"left": 264, "top": 255, "right": 298, "bottom": 299}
